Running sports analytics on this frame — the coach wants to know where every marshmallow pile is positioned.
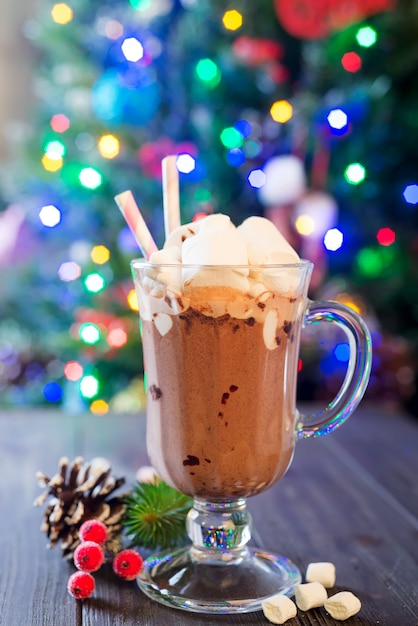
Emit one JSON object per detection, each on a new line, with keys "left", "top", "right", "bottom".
{"left": 261, "top": 561, "right": 361, "bottom": 624}
{"left": 146, "top": 213, "right": 301, "bottom": 295}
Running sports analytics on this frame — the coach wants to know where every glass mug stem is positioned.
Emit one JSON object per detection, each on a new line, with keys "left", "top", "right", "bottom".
{"left": 297, "top": 300, "right": 372, "bottom": 439}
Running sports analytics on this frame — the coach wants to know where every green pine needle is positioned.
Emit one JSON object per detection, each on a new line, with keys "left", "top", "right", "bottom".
{"left": 123, "top": 480, "right": 193, "bottom": 551}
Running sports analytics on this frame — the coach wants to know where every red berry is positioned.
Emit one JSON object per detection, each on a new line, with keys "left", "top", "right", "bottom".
{"left": 67, "top": 571, "right": 95, "bottom": 599}
{"left": 112, "top": 549, "right": 143, "bottom": 581}
{"left": 74, "top": 541, "right": 105, "bottom": 573}
{"left": 79, "top": 519, "right": 108, "bottom": 545}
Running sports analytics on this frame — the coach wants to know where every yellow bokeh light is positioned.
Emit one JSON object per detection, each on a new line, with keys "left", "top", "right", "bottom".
{"left": 335, "top": 293, "right": 363, "bottom": 315}
{"left": 51, "top": 3, "right": 73, "bottom": 25}
{"left": 295, "top": 214, "right": 315, "bottom": 236}
{"left": 127, "top": 289, "right": 139, "bottom": 312}
{"left": 222, "top": 10, "right": 243, "bottom": 31}
{"left": 90, "top": 245, "right": 110, "bottom": 264}
{"left": 270, "top": 100, "right": 293, "bottom": 123}
{"left": 41, "top": 154, "right": 63, "bottom": 172}
{"left": 90, "top": 399, "right": 109, "bottom": 415}
{"left": 98, "top": 134, "right": 120, "bottom": 159}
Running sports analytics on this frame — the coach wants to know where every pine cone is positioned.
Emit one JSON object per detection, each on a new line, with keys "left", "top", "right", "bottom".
{"left": 34, "top": 456, "right": 127, "bottom": 560}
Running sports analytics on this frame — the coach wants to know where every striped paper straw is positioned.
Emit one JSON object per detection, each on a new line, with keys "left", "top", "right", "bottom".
{"left": 162, "top": 155, "right": 181, "bottom": 239}
{"left": 114, "top": 190, "right": 158, "bottom": 260}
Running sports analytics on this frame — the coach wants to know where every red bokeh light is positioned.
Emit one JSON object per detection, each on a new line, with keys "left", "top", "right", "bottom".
{"left": 341, "top": 52, "right": 362, "bottom": 73}
{"left": 64, "top": 360, "right": 83, "bottom": 381}
{"left": 377, "top": 227, "right": 396, "bottom": 246}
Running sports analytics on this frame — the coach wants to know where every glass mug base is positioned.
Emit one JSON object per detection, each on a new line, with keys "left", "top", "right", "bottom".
{"left": 137, "top": 546, "right": 301, "bottom": 614}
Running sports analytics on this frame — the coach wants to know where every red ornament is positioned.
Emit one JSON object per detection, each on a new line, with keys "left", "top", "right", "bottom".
{"left": 274, "top": 0, "right": 396, "bottom": 40}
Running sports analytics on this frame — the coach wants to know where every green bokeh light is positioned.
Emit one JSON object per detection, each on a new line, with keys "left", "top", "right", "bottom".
{"left": 344, "top": 162, "right": 366, "bottom": 185}
{"left": 220, "top": 127, "right": 244, "bottom": 149}
{"left": 196, "top": 58, "right": 221, "bottom": 88}
{"left": 356, "top": 26, "right": 378, "bottom": 48}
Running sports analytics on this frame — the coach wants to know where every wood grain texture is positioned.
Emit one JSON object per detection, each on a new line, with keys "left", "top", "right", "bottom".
{"left": 0, "top": 404, "right": 417, "bottom": 625}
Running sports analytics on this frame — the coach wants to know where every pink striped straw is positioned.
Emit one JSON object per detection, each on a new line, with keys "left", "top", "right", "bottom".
{"left": 114, "top": 190, "right": 158, "bottom": 260}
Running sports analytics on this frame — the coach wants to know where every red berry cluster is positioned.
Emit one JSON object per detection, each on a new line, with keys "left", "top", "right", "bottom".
{"left": 67, "top": 520, "right": 143, "bottom": 600}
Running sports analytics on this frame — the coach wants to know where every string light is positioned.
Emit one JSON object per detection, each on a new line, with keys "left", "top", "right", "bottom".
{"left": 356, "top": 247, "right": 383, "bottom": 277}
{"left": 295, "top": 215, "right": 315, "bottom": 236}
{"left": 376, "top": 227, "right": 396, "bottom": 246}
{"left": 79, "top": 167, "right": 102, "bottom": 189}
{"left": 327, "top": 108, "right": 348, "bottom": 131}
{"left": 58, "top": 261, "right": 81, "bottom": 281}
{"left": 176, "top": 154, "right": 196, "bottom": 173}
{"left": 344, "top": 162, "right": 366, "bottom": 184}
{"left": 98, "top": 134, "right": 120, "bottom": 159}
{"left": 247, "top": 169, "right": 266, "bottom": 188}
{"left": 342, "top": 52, "right": 362, "bottom": 73}
{"left": 356, "top": 26, "right": 377, "bottom": 48}
{"left": 50, "top": 114, "right": 70, "bottom": 133}
{"left": 90, "top": 399, "right": 109, "bottom": 415}
{"left": 41, "top": 154, "right": 63, "bottom": 172}
{"left": 194, "top": 188, "right": 211, "bottom": 203}
{"left": 220, "top": 127, "right": 244, "bottom": 149}
{"left": 51, "top": 3, "right": 73, "bottom": 25}
{"left": 90, "top": 245, "right": 110, "bottom": 264}
{"left": 195, "top": 58, "right": 221, "bottom": 88}
{"left": 79, "top": 323, "right": 101, "bottom": 344}
{"left": 43, "top": 381, "right": 63, "bottom": 402}
{"left": 324, "top": 228, "right": 344, "bottom": 251}
{"left": 64, "top": 361, "right": 83, "bottom": 381}
{"left": 80, "top": 375, "right": 99, "bottom": 399}
{"left": 121, "top": 37, "right": 144, "bottom": 62}
{"left": 45, "top": 140, "right": 66, "bottom": 159}
{"left": 84, "top": 273, "right": 105, "bottom": 293}
{"left": 403, "top": 184, "right": 418, "bottom": 204}
{"left": 270, "top": 100, "right": 293, "bottom": 123}
{"left": 39, "top": 204, "right": 61, "bottom": 227}
{"left": 222, "top": 10, "right": 243, "bottom": 31}
{"left": 127, "top": 289, "right": 139, "bottom": 311}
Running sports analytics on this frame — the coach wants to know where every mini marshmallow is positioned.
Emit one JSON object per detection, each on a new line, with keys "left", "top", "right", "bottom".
{"left": 294, "top": 581, "right": 327, "bottom": 611}
{"left": 197, "top": 213, "right": 235, "bottom": 233}
{"left": 324, "top": 591, "right": 361, "bottom": 620}
{"left": 153, "top": 312, "right": 172, "bottom": 336}
{"left": 261, "top": 594, "right": 297, "bottom": 624}
{"left": 163, "top": 223, "right": 199, "bottom": 249}
{"left": 305, "top": 562, "right": 336, "bottom": 588}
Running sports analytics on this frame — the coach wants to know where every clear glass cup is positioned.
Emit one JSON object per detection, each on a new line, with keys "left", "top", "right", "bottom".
{"left": 131, "top": 260, "right": 372, "bottom": 614}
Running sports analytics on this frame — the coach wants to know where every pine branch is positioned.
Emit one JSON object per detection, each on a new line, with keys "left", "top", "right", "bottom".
{"left": 123, "top": 480, "right": 193, "bottom": 551}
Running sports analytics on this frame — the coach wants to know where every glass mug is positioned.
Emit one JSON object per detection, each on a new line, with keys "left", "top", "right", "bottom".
{"left": 131, "top": 260, "right": 372, "bottom": 614}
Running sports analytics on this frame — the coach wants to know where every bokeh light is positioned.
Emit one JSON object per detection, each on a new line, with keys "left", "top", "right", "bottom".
{"left": 50, "top": 114, "right": 70, "bottom": 133}
{"left": 45, "top": 140, "right": 66, "bottom": 159}
{"left": 177, "top": 153, "right": 196, "bottom": 173}
{"left": 98, "top": 134, "right": 120, "bottom": 159}
{"left": 227, "top": 148, "right": 246, "bottom": 166}
{"left": 196, "top": 58, "right": 221, "bottom": 87}
{"left": 84, "top": 273, "right": 105, "bottom": 293}
{"left": 80, "top": 375, "right": 99, "bottom": 398}
{"left": 51, "top": 3, "right": 73, "bottom": 25}
{"left": 121, "top": 37, "right": 144, "bottom": 62}
{"left": 344, "top": 162, "right": 366, "bottom": 184}
{"left": 90, "top": 245, "right": 110, "bottom": 264}
{"left": 356, "top": 26, "right": 377, "bottom": 48}
{"left": 295, "top": 214, "right": 315, "bottom": 236}
{"left": 324, "top": 228, "right": 344, "bottom": 251}
{"left": 222, "top": 10, "right": 243, "bottom": 31}
{"left": 248, "top": 169, "right": 266, "bottom": 188}
{"left": 127, "top": 289, "right": 139, "bottom": 311}
{"left": 39, "top": 204, "right": 61, "bottom": 227}
{"left": 64, "top": 361, "right": 83, "bottom": 381}
{"left": 79, "top": 167, "right": 102, "bottom": 189}
{"left": 403, "top": 184, "right": 418, "bottom": 204}
{"left": 90, "top": 399, "right": 109, "bottom": 415}
{"left": 107, "top": 327, "right": 128, "bottom": 348}
{"left": 334, "top": 343, "right": 350, "bottom": 363}
{"left": 327, "top": 108, "right": 348, "bottom": 131}
{"left": 42, "top": 154, "right": 63, "bottom": 172}
{"left": 376, "top": 227, "right": 396, "bottom": 246}
{"left": 270, "top": 100, "right": 293, "bottom": 123}
{"left": 220, "top": 127, "right": 244, "bottom": 149}
{"left": 342, "top": 52, "right": 362, "bottom": 72}
{"left": 58, "top": 261, "right": 81, "bottom": 281}
{"left": 43, "top": 381, "right": 63, "bottom": 402}
{"left": 79, "top": 323, "right": 101, "bottom": 344}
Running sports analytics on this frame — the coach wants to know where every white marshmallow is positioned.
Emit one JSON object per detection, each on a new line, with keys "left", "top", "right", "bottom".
{"left": 147, "top": 247, "right": 182, "bottom": 295}
{"left": 263, "top": 309, "right": 280, "bottom": 351}
{"left": 182, "top": 228, "right": 249, "bottom": 291}
{"left": 163, "top": 223, "right": 199, "bottom": 250}
{"left": 305, "top": 562, "right": 336, "bottom": 588}
{"left": 261, "top": 594, "right": 297, "bottom": 624}
{"left": 150, "top": 245, "right": 181, "bottom": 264}
{"left": 294, "top": 582, "right": 327, "bottom": 611}
{"left": 197, "top": 213, "right": 235, "bottom": 233}
{"left": 153, "top": 312, "right": 172, "bottom": 336}
{"left": 237, "top": 216, "right": 300, "bottom": 266}
{"left": 324, "top": 591, "right": 361, "bottom": 620}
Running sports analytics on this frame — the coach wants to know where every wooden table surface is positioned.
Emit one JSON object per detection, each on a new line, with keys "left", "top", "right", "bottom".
{"left": 1, "top": 403, "right": 417, "bottom": 625}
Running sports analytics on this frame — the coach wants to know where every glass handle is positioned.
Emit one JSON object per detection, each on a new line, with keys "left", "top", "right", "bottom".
{"left": 296, "top": 300, "right": 372, "bottom": 439}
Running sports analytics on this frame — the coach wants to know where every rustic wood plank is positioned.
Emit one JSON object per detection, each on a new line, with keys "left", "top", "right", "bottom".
{"left": 0, "top": 406, "right": 417, "bottom": 625}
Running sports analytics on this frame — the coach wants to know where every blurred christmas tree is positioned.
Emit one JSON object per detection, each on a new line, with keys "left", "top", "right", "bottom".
{"left": 0, "top": 0, "right": 416, "bottom": 414}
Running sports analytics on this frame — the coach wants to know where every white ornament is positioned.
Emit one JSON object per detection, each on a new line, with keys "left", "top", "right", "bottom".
{"left": 258, "top": 155, "right": 306, "bottom": 206}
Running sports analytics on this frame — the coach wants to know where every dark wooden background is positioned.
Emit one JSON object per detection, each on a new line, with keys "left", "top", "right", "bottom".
{"left": 0, "top": 403, "right": 417, "bottom": 625}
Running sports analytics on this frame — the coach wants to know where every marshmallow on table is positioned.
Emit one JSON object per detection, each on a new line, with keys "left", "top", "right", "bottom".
{"left": 294, "top": 581, "right": 327, "bottom": 611}
{"left": 305, "top": 562, "right": 336, "bottom": 588}
{"left": 324, "top": 591, "right": 361, "bottom": 620}
{"left": 261, "top": 594, "right": 297, "bottom": 625}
